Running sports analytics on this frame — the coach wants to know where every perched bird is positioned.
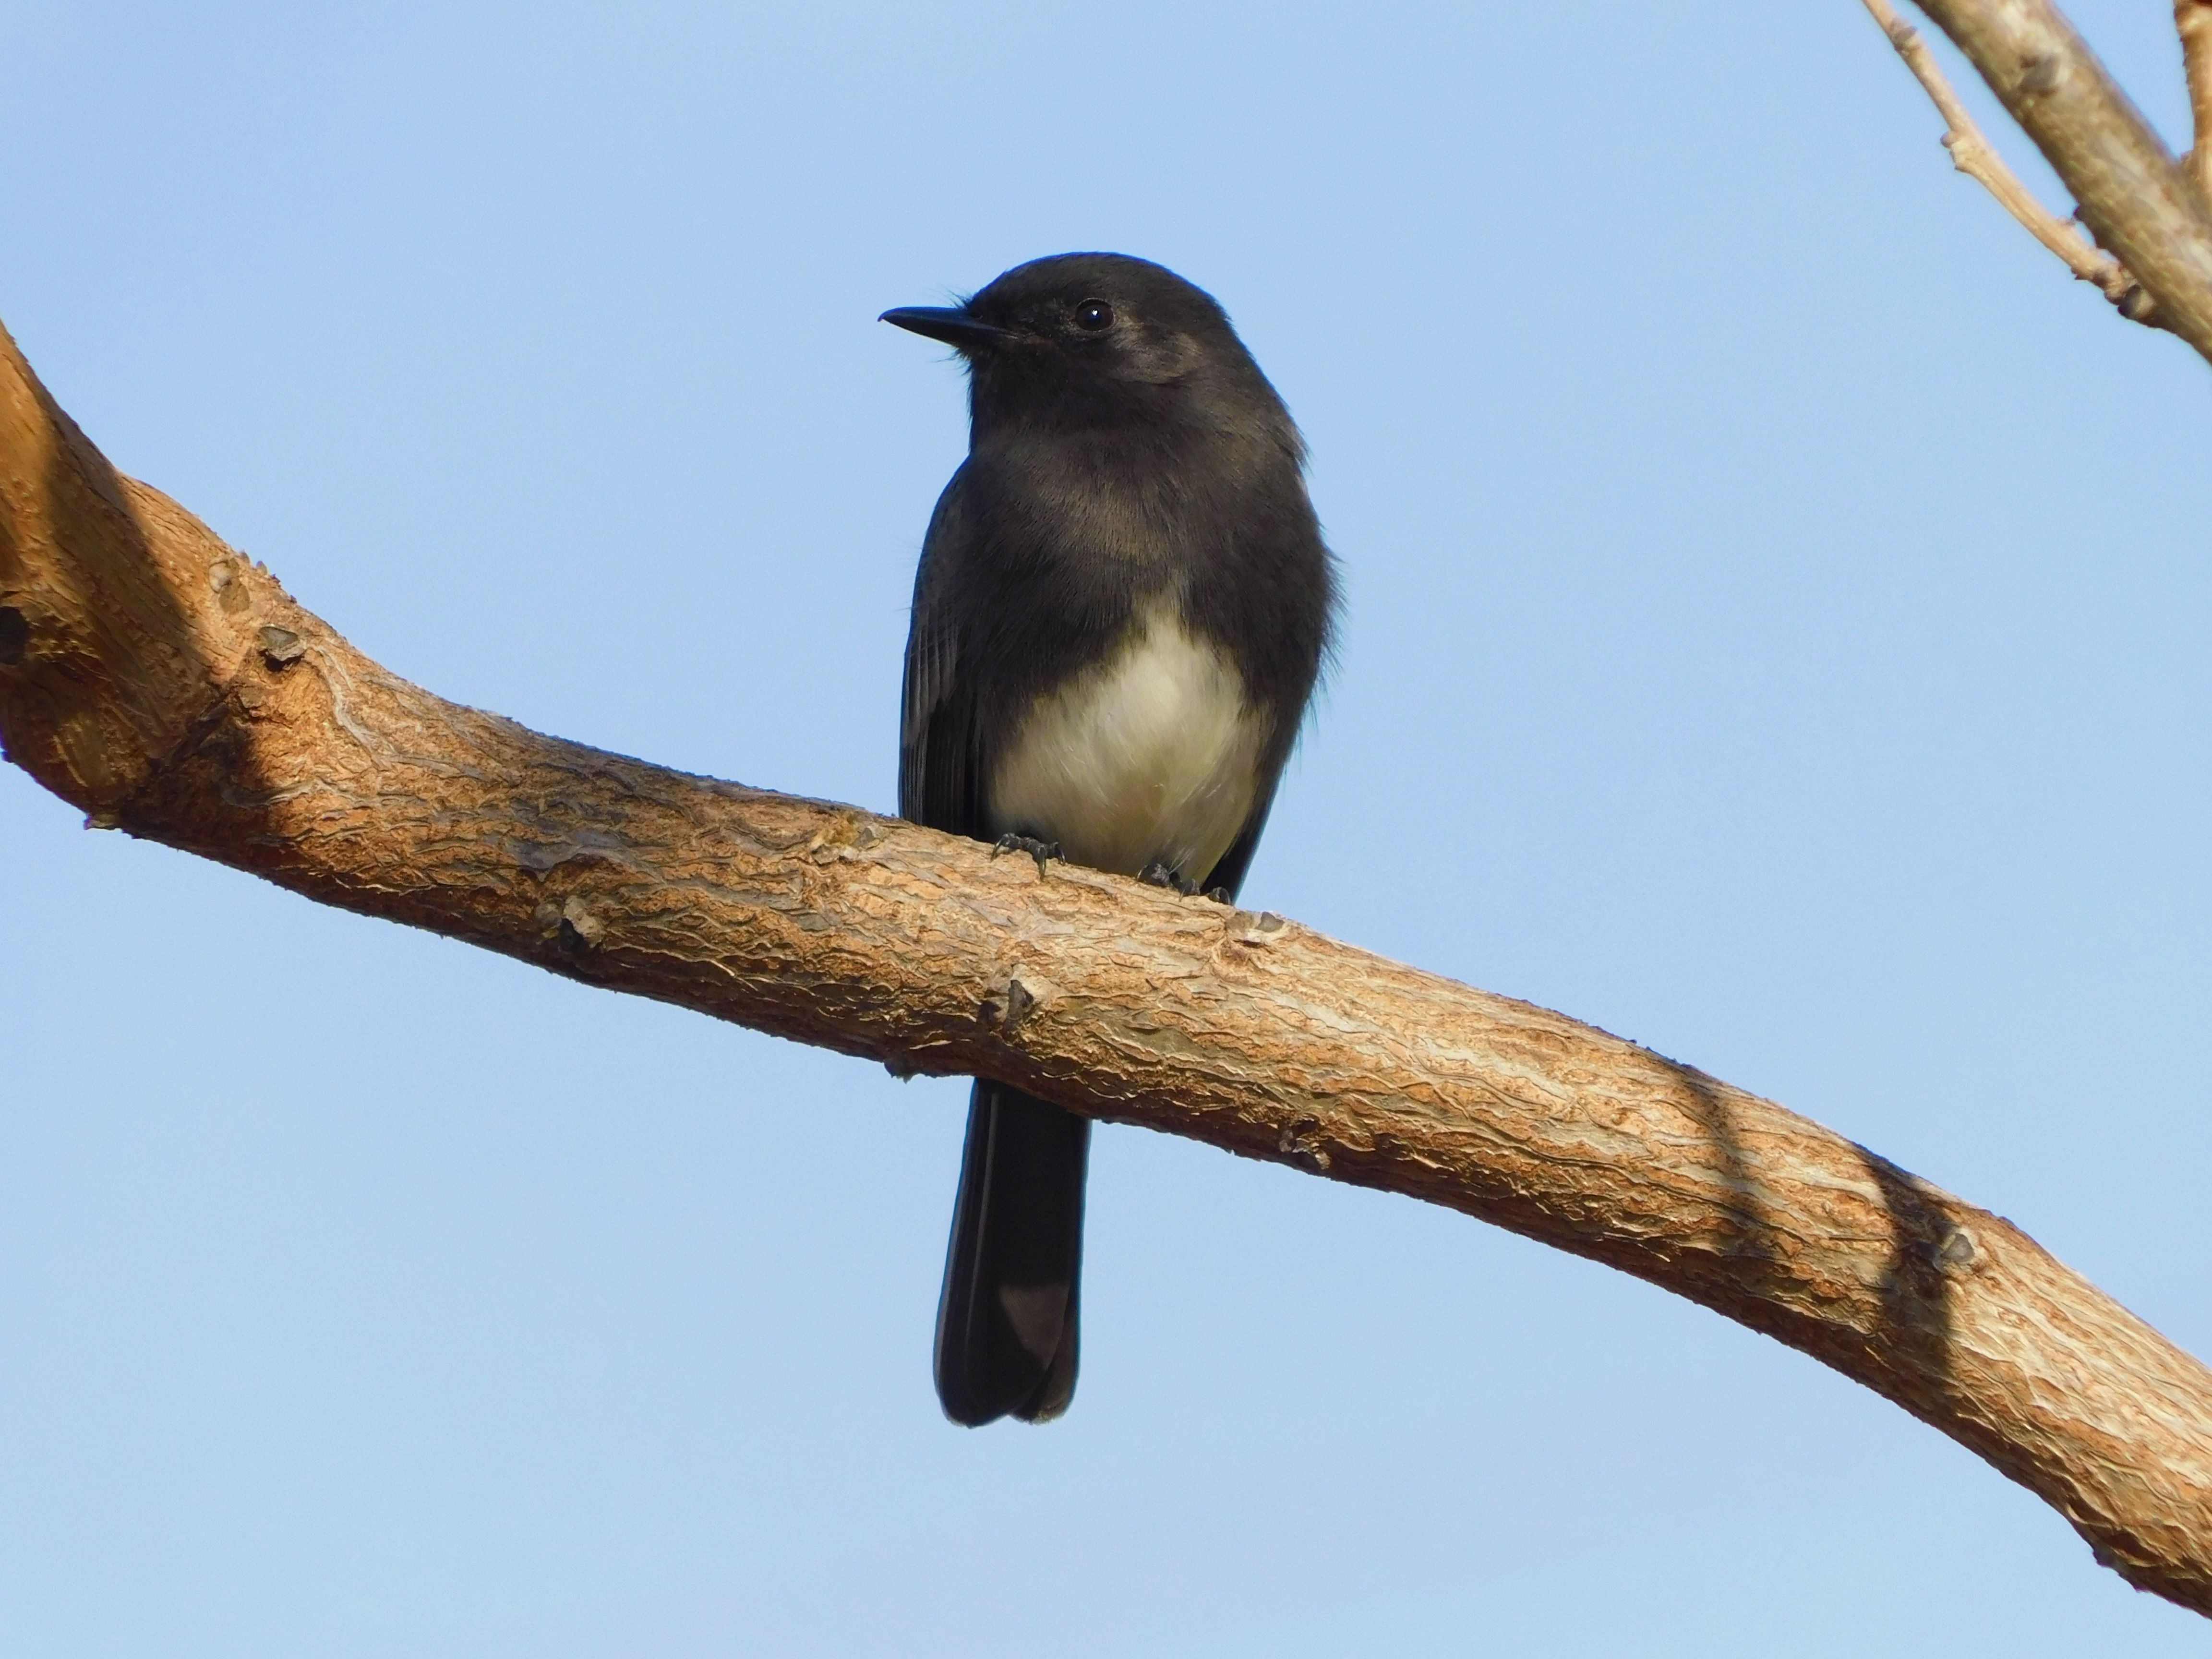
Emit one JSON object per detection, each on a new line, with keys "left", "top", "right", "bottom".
{"left": 883, "top": 253, "right": 1336, "bottom": 1426}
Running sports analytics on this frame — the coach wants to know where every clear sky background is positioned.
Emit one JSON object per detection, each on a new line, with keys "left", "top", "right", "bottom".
{"left": 5, "top": 2, "right": 2211, "bottom": 1653}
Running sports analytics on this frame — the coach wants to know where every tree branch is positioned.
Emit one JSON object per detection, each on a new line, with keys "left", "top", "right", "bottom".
{"left": 1861, "top": 0, "right": 2154, "bottom": 323}
{"left": 2179, "top": 0, "right": 2212, "bottom": 203}
{"left": 1896, "top": 0, "right": 2212, "bottom": 363}
{"left": 8, "top": 314, "right": 2212, "bottom": 1614}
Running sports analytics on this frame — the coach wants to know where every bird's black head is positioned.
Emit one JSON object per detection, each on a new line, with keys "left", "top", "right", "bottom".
{"left": 882, "top": 253, "right": 1288, "bottom": 443}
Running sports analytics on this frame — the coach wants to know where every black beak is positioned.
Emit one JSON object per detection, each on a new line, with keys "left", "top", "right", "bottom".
{"left": 879, "top": 306, "right": 1017, "bottom": 352}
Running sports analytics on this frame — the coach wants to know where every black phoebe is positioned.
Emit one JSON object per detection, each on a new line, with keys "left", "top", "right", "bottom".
{"left": 883, "top": 253, "right": 1337, "bottom": 1426}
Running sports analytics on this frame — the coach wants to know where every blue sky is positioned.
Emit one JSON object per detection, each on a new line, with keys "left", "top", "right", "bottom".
{"left": 4, "top": 2, "right": 2211, "bottom": 1653}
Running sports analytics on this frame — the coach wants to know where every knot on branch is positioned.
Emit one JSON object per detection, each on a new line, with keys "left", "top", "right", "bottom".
{"left": 1277, "top": 1115, "right": 1333, "bottom": 1172}
{"left": 979, "top": 974, "right": 1053, "bottom": 1037}
{"left": 534, "top": 894, "right": 605, "bottom": 954}
{"left": 256, "top": 625, "right": 306, "bottom": 668}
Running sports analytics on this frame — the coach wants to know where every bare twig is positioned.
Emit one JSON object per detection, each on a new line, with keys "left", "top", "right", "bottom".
{"left": 1862, "top": 0, "right": 2155, "bottom": 323}
{"left": 1905, "top": 0, "right": 2212, "bottom": 363}
{"left": 2178, "top": 0, "right": 2212, "bottom": 201}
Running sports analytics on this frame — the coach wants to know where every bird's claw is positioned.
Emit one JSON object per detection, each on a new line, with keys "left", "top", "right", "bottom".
{"left": 1139, "top": 861, "right": 1202, "bottom": 896}
{"left": 992, "top": 833, "right": 1061, "bottom": 877}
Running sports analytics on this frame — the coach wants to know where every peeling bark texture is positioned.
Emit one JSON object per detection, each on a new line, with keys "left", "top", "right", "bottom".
{"left": 6, "top": 315, "right": 2212, "bottom": 1616}
{"left": 1911, "top": 0, "right": 2212, "bottom": 363}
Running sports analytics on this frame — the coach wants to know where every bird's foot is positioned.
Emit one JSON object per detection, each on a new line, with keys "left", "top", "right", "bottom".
{"left": 1139, "top": 861, "right": 1202, "bottom": 897}
{"left": 992, "top": 833, "right": 1062, "bottom": 877}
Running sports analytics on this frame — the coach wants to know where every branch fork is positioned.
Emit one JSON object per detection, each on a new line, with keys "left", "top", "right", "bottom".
{"left": 1863, "top": 0, "right": 2155, "bottom": 322}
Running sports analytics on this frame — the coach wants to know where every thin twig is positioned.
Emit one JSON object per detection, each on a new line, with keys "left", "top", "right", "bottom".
{"left": 1862, "top": 0, "right": 2157, "bottom": 324}
{"left": 2178, "top": 0, "right": 2212, "bottom": 202}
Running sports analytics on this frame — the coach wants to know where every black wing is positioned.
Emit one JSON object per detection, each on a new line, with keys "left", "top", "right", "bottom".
{"left": 899, "top": 466, "right": 992, "bottom": 841}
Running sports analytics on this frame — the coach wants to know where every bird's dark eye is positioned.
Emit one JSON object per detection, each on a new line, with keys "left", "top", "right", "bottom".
{"left": 1071, "top": 299, "right": 1114, "bottom": 332}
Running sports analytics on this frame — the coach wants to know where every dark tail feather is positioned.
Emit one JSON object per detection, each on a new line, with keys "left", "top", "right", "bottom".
{"left": 934, "top": 1080, "right": 1090, "bottom": 1426}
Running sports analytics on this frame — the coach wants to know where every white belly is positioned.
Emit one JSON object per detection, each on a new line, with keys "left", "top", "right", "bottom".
{"left": 989, "top": 603, "right": 1264, "bottom": 881}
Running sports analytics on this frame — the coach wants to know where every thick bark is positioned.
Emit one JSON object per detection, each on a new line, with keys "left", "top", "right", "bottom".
{"left": 1911, "top": 0, "right": 2212, "bottom": 361}
{"left": 5, "top": 315, "right": 2212, "bottom": 1613}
